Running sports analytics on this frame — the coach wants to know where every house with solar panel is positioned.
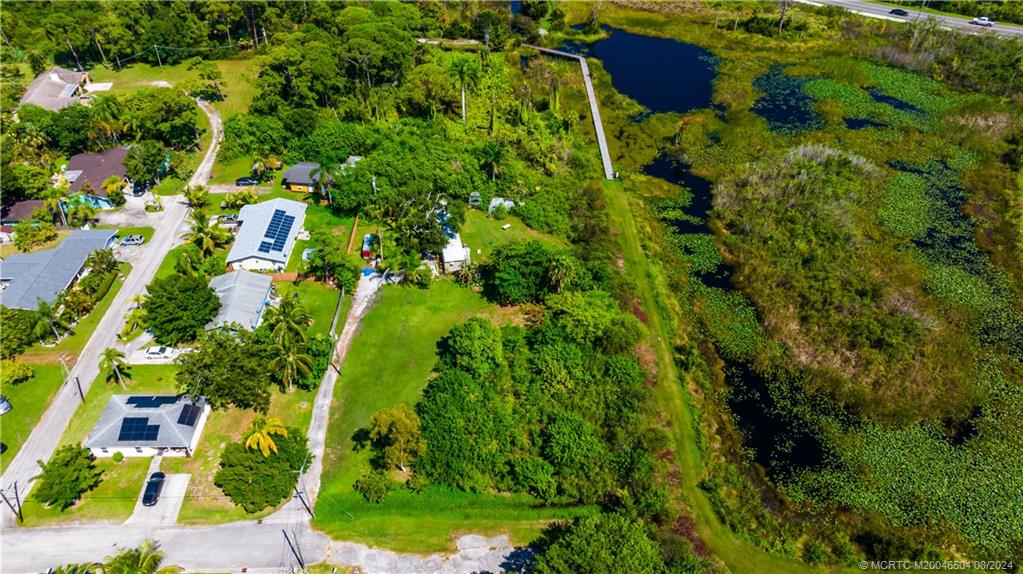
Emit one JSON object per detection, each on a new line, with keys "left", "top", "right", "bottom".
{"left": 84, "top": 395, "right": 210, "bottom": 458}
{"left": 225, "top": 198, "right": 307, "bottom": 272}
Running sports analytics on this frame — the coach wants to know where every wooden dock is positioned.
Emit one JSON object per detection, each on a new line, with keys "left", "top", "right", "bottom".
{"left": 525, "top": 45, "right": 615, "bottom": 180}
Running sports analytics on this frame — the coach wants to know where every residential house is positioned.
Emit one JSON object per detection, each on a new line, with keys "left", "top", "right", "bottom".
{"left": 225, "top": 198, "right": 307, "bottom": 272}
{"left": 84, "top": 395, "right": 210, "bottom": 458}
{"left": 19, "top": 67, "right": 87, "bottom": 111}
{"left": 63, "top": 147, "right": 131, "bottom": 209}
{"left": 1, "top": 200, "right": 45, "bottom": 225}
{"left": 441, "top": 231, "right": 471, "bottom": 274}
{"left": 207, "top": 270, "right": 274, "bottom": 330}
{"left": 0, "top": 229, "right": 116, "bottom": 310}
{"left": 281, "top": 156, "right": 361, "bottom": 193}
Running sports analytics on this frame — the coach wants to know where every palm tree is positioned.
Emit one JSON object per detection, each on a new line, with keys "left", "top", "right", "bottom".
{"left": 309, "top": 156, "right": 341, "bottom": 207}
{"left": 33, "top": 299, "right": 70, "bottom": 342}
{"left": 182, "top": 210, "right": 227, "bottom": 257}
{"left": 264, "top": 292, "right": 312, "bottom": 347}
{"left": 44, "top": 186, "right": 69, "bottom": 227}
{"left": 86, "top": 248, "right": 118, "bottom": 275}
{"left": 270, "top": 346, "right": 313, "bottom": 391}
{"left": 90, "top": 94, "right": 124, "bottom": 145}
{"left": 99, "top": 347, "right": 130, "bottom": 389}
{"left": 479, "top": 139, "right": 506, "bottom": 181}
{"left": 447, "top": 54, "right": 481, "bottom": 123}
{"left": 100, "top": 540, "right": 181, "bottom": 574}
{"left": 66, "top": 197, "right": 97, "bottom": 227}
{"left": 182, "top": 185, "right": 209, "bottom": 209}
{"left": 244, "top": 415, "right": 288, "bottom": 457}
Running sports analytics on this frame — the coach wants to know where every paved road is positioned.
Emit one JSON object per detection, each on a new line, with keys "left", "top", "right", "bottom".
{"left": 802, "top": 0, "right": 1023, "bottom": 37}
{"left": 0, "top": 99, "right": 222, "bottom": 527}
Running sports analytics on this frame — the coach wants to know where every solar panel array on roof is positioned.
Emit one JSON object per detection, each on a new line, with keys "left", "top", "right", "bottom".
{"left": 177, "top": 404, "right": 202, "bottom": 427}
{"left": 260, "top": 209, "right": 296, "bottom": 254}
{"left": 126, "top": 396, "right": 179, "bottom": 409}
{"left": 118, "top": 417, "right": 160, "bottom": 441}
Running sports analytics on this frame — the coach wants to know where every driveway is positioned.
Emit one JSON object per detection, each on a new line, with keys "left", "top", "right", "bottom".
{"left": 125, "top": 466, "right": 190, "bottom": 527}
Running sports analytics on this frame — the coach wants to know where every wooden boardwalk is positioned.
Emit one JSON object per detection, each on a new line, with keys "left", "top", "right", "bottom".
{"left": 525, "top": 45, "right": 615, "bottom": 180}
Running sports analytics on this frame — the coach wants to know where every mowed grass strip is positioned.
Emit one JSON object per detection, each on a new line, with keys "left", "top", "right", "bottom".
{"left": 313, "top": 281, "right": 591, "bottom": 552}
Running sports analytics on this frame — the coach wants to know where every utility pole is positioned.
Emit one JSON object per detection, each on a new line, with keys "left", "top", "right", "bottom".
{"left": 282, "top": 529, "right": 306, "bottom": 570}
{"left": 73, "top": 375, "right": 85, "bottom": 403}
{"left": 1, "top": 485, "right": 24, "bottom": 524}
{"left": 153, "top": 45, "right": 163, "bottom": 69}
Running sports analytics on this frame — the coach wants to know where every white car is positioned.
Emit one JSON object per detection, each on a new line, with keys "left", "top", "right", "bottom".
{"left": 970, "top": 16, "right": 994, "bottom": 27}
{"left": 144, "top": 346, "right": 172, "bottom": 359}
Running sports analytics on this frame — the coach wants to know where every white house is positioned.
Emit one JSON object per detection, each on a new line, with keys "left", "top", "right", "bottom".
{"left": 441, "top": 231, "right": 471, "bottom": 274}
{"left": 225, "top": 198, "right": 307, "bottom": 272}
{"left": 84, "top": 395, "right": 210, "bottom": 458}
{"left": 207, "top": 270, "right": 274, "bottom": 330}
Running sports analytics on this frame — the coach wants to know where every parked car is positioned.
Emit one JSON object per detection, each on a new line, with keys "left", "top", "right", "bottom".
{"left": 235, "top": 176, "right": 260, "bottom": 186}
{"left": 120, "top": 235, "right": 145, "bottom": 246}
{"left": 970, "top": 16, "right": 994, "bottom": 27}
{"left": 145, "top": 346, "right": 172, "bottom": 359}
{"left": 218, "top": 214, "right": 239, "bottom": 223}
{"left": 889, "top": 8, "right": 909, "bottom": 16}
{"left": 142, "top": 472, "right": 166, "bottom": 507}
{"left": 132, "top": 181, "right": 153, "bottom": 197}
{"left": 0, "top": 395, "right": 12, "bottom": 416}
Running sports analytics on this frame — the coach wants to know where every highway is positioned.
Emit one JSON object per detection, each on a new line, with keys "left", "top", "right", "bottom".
{"left": 805, "top": 0, "right": 1023, "bottom": 37}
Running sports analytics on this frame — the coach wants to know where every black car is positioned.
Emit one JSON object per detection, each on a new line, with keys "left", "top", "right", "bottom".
{"left": 142, "top": 471, "right": 166, "bottom": 506}
{"left": 889, "top": 8, "right": 909, "bottom": 16}
{"left": 235, "top": 176, "right": 260, "bottom": 186}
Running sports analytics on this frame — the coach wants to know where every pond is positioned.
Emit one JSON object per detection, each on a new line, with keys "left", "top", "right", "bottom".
{"left": 583, "top": 29, "right": 828, "bottom": 474}
{"left": 562, "top": 26, "right": 717, "bottom": 115}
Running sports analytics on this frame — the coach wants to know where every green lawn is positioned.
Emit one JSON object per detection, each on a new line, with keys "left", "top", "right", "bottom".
{"left": 152, "top": 177, "right": 187, "bottom": 197}
{"left": 17, "top": 365, "right": 178, "bottom": 526}
{"left": 164, "top": 387, "right": 316, "bottom": 525}
{"left": 0, "top": 364, "right": 66, "bottom": 472}
{"left": 274, "top": 280, "right": 342, "bottom": 338}
{"left": 313, "top": 280, "right": 588, "bottom": 551}
{"left": 19, "top": 457, "right": 152, "bottom": 526}
{"left": 210, "top": 156, "right": 255, "bottom": 185}
{"left": 89, "top": 58, "right": 255, "bottom": 120}
{"left": 93, "top": 225, "right": 155, "bottom": 243}
{"left": 460, "top": 210, "right": 567, "bottom": 261}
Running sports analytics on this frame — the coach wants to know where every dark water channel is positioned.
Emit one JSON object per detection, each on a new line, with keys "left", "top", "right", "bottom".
{"left": 561, "top": 26, "right": 717, "bottom": 115}
{"left": 569, "top": 29, "right": 825, "bottom": 473}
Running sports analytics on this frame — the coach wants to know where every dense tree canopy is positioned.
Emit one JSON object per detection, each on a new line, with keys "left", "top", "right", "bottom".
{"left": 142, "top": 274, "right": 220, "bottom": 346}
{"left": 175, "top": 328, "right": 273, "bottom": 412}
{"left": 32, "top": 445, "right": 103, "bottom": 510}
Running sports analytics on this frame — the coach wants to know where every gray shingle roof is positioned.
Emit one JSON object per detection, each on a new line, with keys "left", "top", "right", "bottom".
{"left": 85, "top": 395, "right": 208, "bottom": 450}
{"left": 66, "top": 147, "right": 129, "bottom": 195}
{"left": 1, "top": 200, "right": 45, "bottom": 224}
{"left": 208, "top": 270, "right": 273, "bottom": 330}
{"left": 0, "top": 229, "right": 116, "bottom": 310}
{"left": 281, "top": 162, "right": 324, "bottom": 187}
{"left": 281, "top": 157, "right": 360, "bottom": 187}
{"left": 226, "top": 198, "right": 306, "bottom": 266}
{"left": 19, "top": 67, "right": 85, "bottom": 111}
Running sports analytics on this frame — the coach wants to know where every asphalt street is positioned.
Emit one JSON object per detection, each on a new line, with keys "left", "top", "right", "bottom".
{"left": 804, "top": 0, "right": 1023, "bottom": 37}
{"left": 0, "top": 99, "right": 221, "bottom": 527}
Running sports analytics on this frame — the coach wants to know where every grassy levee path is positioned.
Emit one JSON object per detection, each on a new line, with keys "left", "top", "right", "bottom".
{"left": 603, "top": 180, "right": 851, "bottom": 574}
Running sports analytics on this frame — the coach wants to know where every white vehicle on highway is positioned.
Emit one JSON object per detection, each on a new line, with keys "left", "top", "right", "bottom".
{"left": 970, "top": 16, "right": 994, "bottom": 27}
